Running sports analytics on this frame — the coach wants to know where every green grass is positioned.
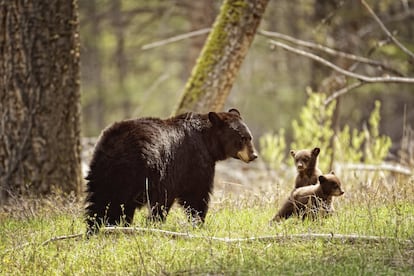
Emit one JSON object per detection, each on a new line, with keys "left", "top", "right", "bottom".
{"left": 1, "top": 178, "right": 414, "bottom": 275}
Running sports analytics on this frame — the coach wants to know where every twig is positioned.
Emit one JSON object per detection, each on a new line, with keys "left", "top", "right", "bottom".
{"left": 2, "top": 233, "right": 83, "bottom": 255}
{"left": 268, "top": 40, "right": 414, "bottom": 84}
{"left": 141, "top": 28, "right": 211, "bottom": 50}
{"left": 102, "top": 227, "right": 413, "bottom": 244}
{"left": 361, "top": 0, "right": 414, "bottom": 60}
{"left": 324, "top": 81, "right": 365, "bottom": 105}
{"left": 40, "top": 233, "right": 84, "bottom": 246}
{"left": 259, "top": 30, "right": 404, "bottom": 77}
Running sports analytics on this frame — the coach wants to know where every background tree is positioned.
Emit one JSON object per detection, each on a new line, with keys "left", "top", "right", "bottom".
{"left": 174, "top": 0, "right": 269, "bottom": 114}
{"left": 0, "top": 0, "right": 82, "bottom": 203}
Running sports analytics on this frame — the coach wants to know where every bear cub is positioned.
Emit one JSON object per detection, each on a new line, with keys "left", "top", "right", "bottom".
{"left": 85, "top": 109, "right": 257, "bottom": 235}
{"left": 290, "top": 147, "right": 322, "bottom": 188}
{"left": 271, "top": 172, "right": 344, "bottom": 222}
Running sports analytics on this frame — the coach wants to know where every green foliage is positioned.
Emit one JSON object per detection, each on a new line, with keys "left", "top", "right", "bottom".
{"left": 364, "top": 101, "right": 393, "bottom": 164}
{"left": 259, "top": 94, "right": 392, "bottom": 172}
{"left": 336, "top": 100, "right": 392, "bottom": 165}
{"left": 259, "top": 128, "right": 286, "bottom": 171}
{"left": 290, "top": 91, "right": 335, "bottom": 171}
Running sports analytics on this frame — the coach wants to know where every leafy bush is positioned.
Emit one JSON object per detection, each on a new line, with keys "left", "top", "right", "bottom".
{"left": 260, "top": 92, "right": 392, "bottom": 172}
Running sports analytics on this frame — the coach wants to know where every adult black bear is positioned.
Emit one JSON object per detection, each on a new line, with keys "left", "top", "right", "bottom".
{"left": 85, "top": 109, "right": 257, "bottom": 234}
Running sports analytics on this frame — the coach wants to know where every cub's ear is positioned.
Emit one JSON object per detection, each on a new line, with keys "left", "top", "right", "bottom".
{"left": 312, "top": 147, "right": 320, "bottom": 156}
{"left": 329, "top": 171, "right": 335, "bottom": 175}
{"left": 208, "top": 112, "right": 223, "bottom": 126}
{"left": 228, "top": 108, "right": 240, "bottom": 116}
{"left": 318, "top": 175, "right": 327, "bottom": 183}
{"left": 290, "top": 150, "right": 296, "bottom": 158}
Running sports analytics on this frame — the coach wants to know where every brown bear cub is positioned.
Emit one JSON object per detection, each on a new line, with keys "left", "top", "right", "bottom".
{"left": 291, "top": 147, "right": 322, "bottom": 188}
{"left": 271, "top": 172, "right": 344, "bottom": 222}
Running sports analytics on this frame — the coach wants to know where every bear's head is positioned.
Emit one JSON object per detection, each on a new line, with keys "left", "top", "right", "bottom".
{"left": 208, "top": 109, "right": 258, "bottom": 163}
{"left": 319, "top": 172, "right": 344, "bottom": 196}
{"left": 290, "top": 147, "right": 320, "bottom": 172}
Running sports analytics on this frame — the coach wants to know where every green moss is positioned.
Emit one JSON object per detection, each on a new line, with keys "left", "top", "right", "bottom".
{"left": 174, "top": 0, "right": 249, "bottom": 114}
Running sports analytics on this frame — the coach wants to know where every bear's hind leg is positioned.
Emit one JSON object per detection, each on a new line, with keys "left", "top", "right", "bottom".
{"left": 146, "top": 193, "right": 175, "bottom": 223}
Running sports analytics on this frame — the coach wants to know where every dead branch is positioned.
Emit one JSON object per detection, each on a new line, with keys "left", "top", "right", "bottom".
{"left": 40, "top": 233, "right": 84, "bottom": 246}
{"left": 259, "top": 30, "right": 403, "bottom": 77}
{"left": 3, "top": 227, "right": 412, "bottom": 255}
{"left": 102, "top": 227, "right": 413, "bottom": 244}
{"left": 361, "top": 0, "right": 414, "bottom": 61}
{"left": 2, "top": 233, "right": 84, "bottom": 255}
{"left": 141, "top": 28, "right": 211, "bottom": 50}
{"left": 268, "top": 40, "right": 414, "bottom": 84}
{"left": 336, "top": 162, "right": 412, "bottom": 176}
{"left": 324, "top": 81, "right": 365, "bottom": 105}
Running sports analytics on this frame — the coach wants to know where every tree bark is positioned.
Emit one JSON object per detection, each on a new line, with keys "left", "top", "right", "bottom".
{"left": 0, "top": 0, "right": 82, "bottom": 203}
{"left": 174, "top": 0, "right": 269, "bottom": 115}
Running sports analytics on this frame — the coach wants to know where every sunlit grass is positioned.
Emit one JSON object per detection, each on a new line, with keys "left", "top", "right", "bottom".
{"left": 1, "top": 175, "right": 414, "bottom": 275}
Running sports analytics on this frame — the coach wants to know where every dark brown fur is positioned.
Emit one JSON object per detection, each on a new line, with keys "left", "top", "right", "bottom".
{"left": 291, "top": 147, "right": 322, "bottom": 188}
{"left": 271, "top": 172, "right": 344, "bottom": 222}
{"left": 85, "top": 109, "right": 257, "bottom": 235}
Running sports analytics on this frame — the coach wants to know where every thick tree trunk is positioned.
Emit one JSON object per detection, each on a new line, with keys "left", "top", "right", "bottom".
{"left": 174, "top": 0, "right": 269, "bottom": 114}
{"left": 0, "top": 0, "right": 82, "bottom": 203}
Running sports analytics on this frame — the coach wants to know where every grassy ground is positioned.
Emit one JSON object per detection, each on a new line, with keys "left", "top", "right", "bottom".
{"left": 1, "top": 173, "right": 414, "bottom": 275}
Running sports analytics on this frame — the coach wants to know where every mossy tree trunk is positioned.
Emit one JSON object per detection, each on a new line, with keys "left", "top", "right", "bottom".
{"left": 0, "top": 0, "right": 82, "bottom": 203}
{"left": 174, "top": 0, "right": 269, "bottom": 115}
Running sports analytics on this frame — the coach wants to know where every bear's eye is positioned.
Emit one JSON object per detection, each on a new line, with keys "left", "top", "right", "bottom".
{"left": 241, "top": 136, "right": 250, "bottom": 142}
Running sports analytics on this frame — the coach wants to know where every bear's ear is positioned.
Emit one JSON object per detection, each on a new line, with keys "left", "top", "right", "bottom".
{"left": 208, "top": 112, "right": 223, "bottom": 126}
{"left": 228, "top": 108, "right": 240, "bottom": 116}
{"left": 318, "top": 175, "right": 327, "bottom": 183}
{"left": 312, "top": 147, "right": 320, "bottom": 156}
{"left": 290, "top": 150, "right": 296, "bottom": 158}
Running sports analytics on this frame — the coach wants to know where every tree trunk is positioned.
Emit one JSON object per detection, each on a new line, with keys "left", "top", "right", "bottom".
{"left": 174, "top": 0, "right": 269, "bottom": 115}
{"left": 0, "top": 0, "right": 82, "bottom": 203}
{"left": 182, "top": 0, "right": 216, "bottom": 80}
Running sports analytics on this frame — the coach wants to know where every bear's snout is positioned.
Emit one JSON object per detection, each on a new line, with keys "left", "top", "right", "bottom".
{"left": 237, "top": 144, "right": 258, "bottom": 163}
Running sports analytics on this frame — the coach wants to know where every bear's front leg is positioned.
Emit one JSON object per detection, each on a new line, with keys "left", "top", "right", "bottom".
{"left": 178, "top": 195, "right": 210, "bottom": 227}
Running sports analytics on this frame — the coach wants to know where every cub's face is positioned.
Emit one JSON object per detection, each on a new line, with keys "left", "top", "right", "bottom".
{"left": 209, "top": 109, "right": 257, "bottom": 163}
{"left": 319, "top": 172, "right": 344, "bottom": 196}
{"left": 290, "top": 147, "right": 320, "bottom": 172}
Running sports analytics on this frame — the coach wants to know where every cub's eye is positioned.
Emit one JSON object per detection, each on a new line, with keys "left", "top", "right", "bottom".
{"left": 303, "top": 157, "right": 309, "bottom": 162}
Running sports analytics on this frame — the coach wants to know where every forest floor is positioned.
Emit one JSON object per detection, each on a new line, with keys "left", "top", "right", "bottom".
{"left": 1, "top": 158, "right": 414, "bottom": 275}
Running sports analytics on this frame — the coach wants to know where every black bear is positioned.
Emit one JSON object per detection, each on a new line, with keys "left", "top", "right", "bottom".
{"left": 290, "top": 147, "right": 322, "bottom": 189}
{"left": 270, "top": 172, "right": 344, "bottom": 222}
{"left": 85, "top": 109, "right": 257, "bottom": 234}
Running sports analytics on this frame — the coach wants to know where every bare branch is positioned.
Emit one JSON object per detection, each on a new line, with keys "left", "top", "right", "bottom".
{"left": 324, "top": 81, "right": 365, "bottom": 105}
{"left": 40, "top": 233, "right": 83, "bottom": 246}
{"left": 101, "top": 227, "right": 412, "bottom": 244}
{"left": 3, "top": 228, "right": 412, "bottom": 254}
{"left": 259, "top": 30, "right": 404, "bottom": 77}
{"left": 336, "top": 162, "right": 412, "bottom": 176}
{"left": 141, "top": 28, "right": 211, "bottom": 50}
{"left": 361, "top": 0, "right": 414, "bottom": 60}
{"left": 268, "top": 40, "right": 414, "bottom": 84}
